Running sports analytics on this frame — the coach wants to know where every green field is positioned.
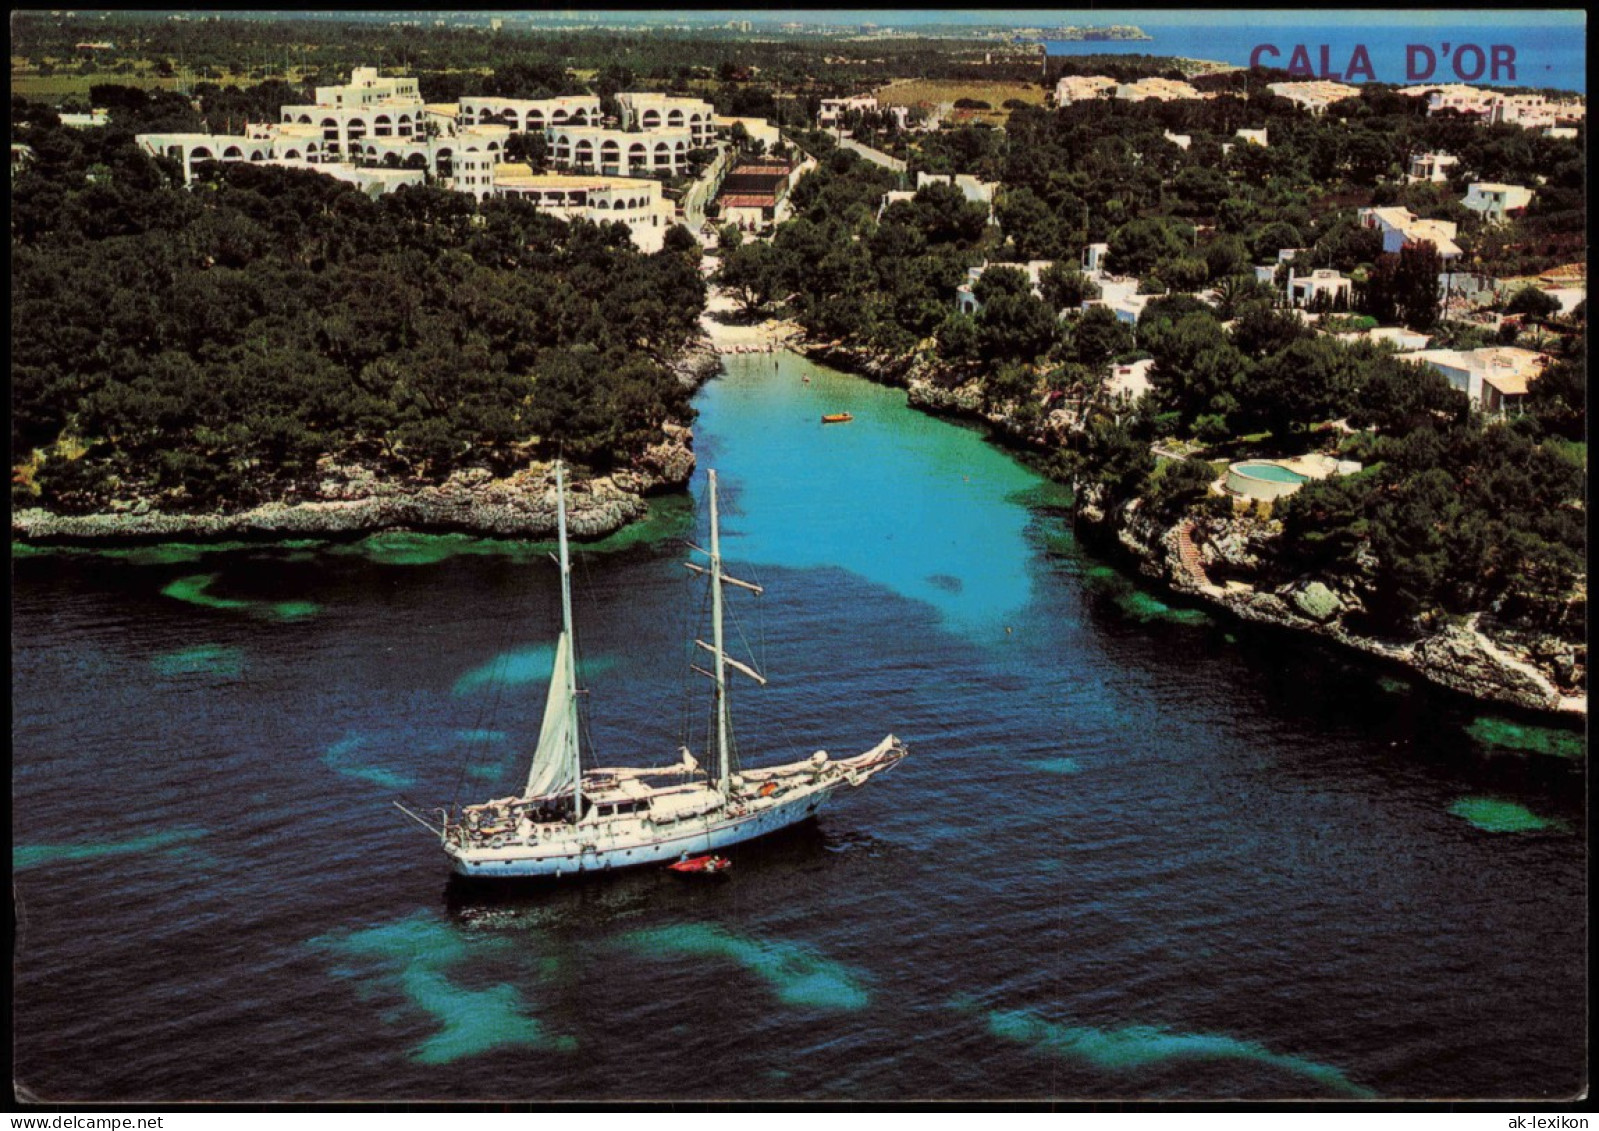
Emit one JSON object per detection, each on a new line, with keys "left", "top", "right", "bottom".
{"left": 874, "top": 77, "right": 1045, "bottom": 125}
{"left": 10, "top": 58, "right": 274, "bottom": 99}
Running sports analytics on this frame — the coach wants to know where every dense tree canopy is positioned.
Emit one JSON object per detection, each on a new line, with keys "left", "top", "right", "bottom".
{"left": 12, "top": 109, "right": 706, "bottom": 512}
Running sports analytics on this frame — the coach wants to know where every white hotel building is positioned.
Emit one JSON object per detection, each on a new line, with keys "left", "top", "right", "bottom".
{"left": 547, "top": 124, "right": 697, "bottom": 177}
{"left": 493, "top": 166, "right": 675, "bottom": 251}
{"left": 136, "top": 68, "right": 716, "bottom": 251}
{"left": 617, "top": 92, "right": 717, "bottom": 146}
{"left": 458, "top": 94, "right": 601, "bottom": 132}
{"left": 276, "top": 67, "right": 425, "bottom": 160}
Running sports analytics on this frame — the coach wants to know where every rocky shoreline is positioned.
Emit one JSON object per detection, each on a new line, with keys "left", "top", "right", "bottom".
{"left": 1081, "top": 497, "right": 1586, "bottom": 717}
{"left": 799, "top": 336, "right": 1586, "bottom": 719}
{"left": 13, "top": 342, "right": 720, "bottom": 547}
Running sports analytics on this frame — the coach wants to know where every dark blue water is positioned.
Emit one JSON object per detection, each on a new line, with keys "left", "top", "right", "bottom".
{"left": 1045, "top": 20, "right": 1585, "bottom": 93}
{"left": 11, "top": 352, "right": 1586, "bottom": 1101}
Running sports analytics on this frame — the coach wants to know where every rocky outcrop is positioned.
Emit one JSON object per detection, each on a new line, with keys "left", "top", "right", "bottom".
{"left": 671, "top": 337, "right": 723, "bottom": 390}
{"left": 1081, "top": 496, "right": 1586, "bottom": 717}
{"left": 906, "top": 376, "right": 987, "bottom": 418}
{"left": 13, "top": 426, "right": 697, "bottom": 545}
{"left": 801, "top": 339, "right": 921, "bottom": 387}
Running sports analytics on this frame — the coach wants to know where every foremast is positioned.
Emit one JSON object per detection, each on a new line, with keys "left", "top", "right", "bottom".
{"left": 558, "top": 461, "right": 581, "bottom": 821}
{"left": 522, "top": 460, "right": 582, "bottom": 819}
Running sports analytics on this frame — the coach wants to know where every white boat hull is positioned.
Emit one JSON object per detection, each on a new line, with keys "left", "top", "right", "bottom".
{"left": 443, "top": 738, "right": 905, "bottom": 880}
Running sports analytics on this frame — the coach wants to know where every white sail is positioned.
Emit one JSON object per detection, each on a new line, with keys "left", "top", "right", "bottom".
{"left": 524, "top": 630, "right": 578, "bottom": 800}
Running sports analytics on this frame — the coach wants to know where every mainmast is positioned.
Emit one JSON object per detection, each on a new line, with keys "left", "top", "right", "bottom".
{"left": 687, "top": 469, "right": 765, "bottom": 799}
{"left": 709, "top": 471, "right": 732, "bottom": 796}
{"left": 557, "top": 461, "right": 581, "bottom": 820}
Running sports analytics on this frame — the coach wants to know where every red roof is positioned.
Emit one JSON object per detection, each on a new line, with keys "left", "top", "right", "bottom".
{"left": 720, "top": 194, "right": 777, "bottom": 208}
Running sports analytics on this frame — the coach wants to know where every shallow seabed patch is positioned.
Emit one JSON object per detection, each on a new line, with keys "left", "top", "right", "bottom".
{"left": 151, "top": 644, "right": 245, "bottom": 678}
{"left": 161, "top": 574, "right": 320, "bottom": 622}
{"left": 1448, "top": 797, "right": 1559, "bottom": 833}
{"left": 1465, "top": 717, "right": 1584, "bottom": 760}
{"left": 620, "top": 923, "right": 870, "bottom": 1010}
{"left": 979, "top": 1006, "right": 1374, "bottom": 1098}
{"left": 309, "top": 914, "right": 574, "bottom": 1065}
{"left": 13, "top": 827, "right": 209, "bottom": 871}
{"left": 452, "top": 646, "right": 615, "bottom": 695}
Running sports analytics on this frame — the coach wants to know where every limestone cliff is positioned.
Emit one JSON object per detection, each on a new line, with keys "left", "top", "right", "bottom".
{"left": 1078, "top": 491, "right": 1586, "bottom": 716}
{"left": 13, "top": 423, "right": 697, "bottom": 544}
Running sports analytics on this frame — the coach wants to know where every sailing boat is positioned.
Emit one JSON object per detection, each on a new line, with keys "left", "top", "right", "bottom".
{"left": 400, "top": 462, "right": 907, "bottom": 880}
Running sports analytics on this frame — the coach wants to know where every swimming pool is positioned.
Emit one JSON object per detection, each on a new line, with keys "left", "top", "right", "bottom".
{"left": 1227, "top": 460, "right": 1310, "bottom": 500}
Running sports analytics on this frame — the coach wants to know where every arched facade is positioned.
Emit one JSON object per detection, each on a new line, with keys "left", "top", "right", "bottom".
{"left": 491, "top": 170, "right": 675, "bottom": 252}
{"left": 457, "top": 95, "right": 601, "bottom": 133}
{"left": 616, "top": 93, "right": 715, "bottom": 145}
{"left": 548, "top": 125, "right": 693, "bottom": 176}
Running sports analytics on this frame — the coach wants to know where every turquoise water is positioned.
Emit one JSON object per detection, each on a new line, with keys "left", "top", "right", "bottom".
{"left": 981, "top": 1006, "right": 1375, "bottom": 1098}
{"left": 705, "top": 354, "right": 1066, "bottom": 640}
{"left": 1233, "top": 461, "right": 1309, "bottom": 484}
{"left": 619, "top": 923, "right": 873, "bottom": 1011}
{"left": 14, "top": 828, "right": 209, "bottom": 872}
{"left": 309, "top": 915, "right": 575, "bottom": 1065}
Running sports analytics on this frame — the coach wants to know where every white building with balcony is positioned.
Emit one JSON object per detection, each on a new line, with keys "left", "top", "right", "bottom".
{"left": 953, "top": 260, "right": 1060, "bottom": 314}
{"left": 1398, "top": 346, "right": 1548, "bottom": 412}
{"left": 547, "top": 125, "right": 695, "bottom": 177}
{"left": 1407, "top": 151, "right": 1459, "bottom": 183}
{"left": 136, "top": 132, "right": 274, "bottom": 182}
{"left": 1055, "top": 75, "right": 1118, "bottom": 105}
{"left": 618, "top": 93, "right": 715, "bottom": 145}
{"left": 492, "top": 165, "right": 675, "bottom": 252}
{"left": 277, "top": 66, "right": 425, "bottom": 162}
{"left": 1266, "top": 80, "right": 1359, "bottom": 114}
{"left": 458, "top": 95, "right": 601, "bottom": 132}
{"left": 1288, "top": 268, "right": 1352, "bottom": 309}
{"left": 1463, "top": 182, "right": 1535, "bottom": 222}
{"left": 137, "top": 66, "right": 707, "bottom": 251}
{"left": 263, "top": 159, "right": 426, "bottom": 197}
{"left": 1115, "top": 77, "right": 1201, "bottom": 102}
{"left": 1358, "top": 206, "right": 1462, "bottom": 260}
{"left": 819, "top": 95, "right": 879, "bottom": 126}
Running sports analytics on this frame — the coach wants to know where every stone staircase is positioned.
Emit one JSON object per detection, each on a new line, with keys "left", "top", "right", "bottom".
{"left": 1174, "top": 521, "right": 1213, "bottom": 589}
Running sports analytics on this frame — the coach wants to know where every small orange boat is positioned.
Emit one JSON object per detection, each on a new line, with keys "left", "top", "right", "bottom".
{"left": 821, "top": 413, "right": 853, "bottom": 424}
{"left": 667, "top": 854, "right": 732, "bottom": 876}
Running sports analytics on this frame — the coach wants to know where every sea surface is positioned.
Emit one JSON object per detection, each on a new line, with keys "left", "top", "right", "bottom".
{"left": 11, "top": 352, "right": 1587, "bottom": 1102}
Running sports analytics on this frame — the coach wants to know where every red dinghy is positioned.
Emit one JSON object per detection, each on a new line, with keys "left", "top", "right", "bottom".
{"left": 668, "top": 854, "right": 731, "bottom": 876}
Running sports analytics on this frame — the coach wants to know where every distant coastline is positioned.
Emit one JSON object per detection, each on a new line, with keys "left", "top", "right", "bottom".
{"left": 1031, "top": 25, "right": 1151, "bottom": 42}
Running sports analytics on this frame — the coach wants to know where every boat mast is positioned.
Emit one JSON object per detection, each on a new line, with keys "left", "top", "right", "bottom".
{"left": 709, "top": 469, "right": 731, "bottom": 798}
{"left": 557, "top": 461, "right": 581, "bottom": 821}
{"left": 684, "top": 470, "right": 764, "bottom": 793}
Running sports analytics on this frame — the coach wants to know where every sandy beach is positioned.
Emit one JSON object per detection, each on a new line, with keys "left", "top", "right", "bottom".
{"left": 699, "top": 285, "right": 804, "bottom": 355}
